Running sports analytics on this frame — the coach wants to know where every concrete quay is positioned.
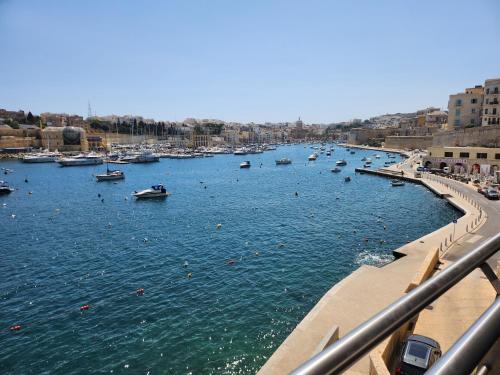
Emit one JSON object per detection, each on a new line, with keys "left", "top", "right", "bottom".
{"left": 259, "top": 147, "right": 499, "bottom": 375}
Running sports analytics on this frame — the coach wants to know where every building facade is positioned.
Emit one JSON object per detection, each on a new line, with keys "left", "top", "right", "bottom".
{"left": 447, "top": 86, "right": 484, "bottom": 128}
{"left": 424, "top": 146, "right": 500, "bottom": 176}
{"left": 482, "top": 78, "right": 500, "bottom": 126}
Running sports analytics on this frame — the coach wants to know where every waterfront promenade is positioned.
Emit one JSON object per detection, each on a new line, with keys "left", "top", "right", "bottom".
{"left": 259, "top": 146, "right": 499, "bottom": 374}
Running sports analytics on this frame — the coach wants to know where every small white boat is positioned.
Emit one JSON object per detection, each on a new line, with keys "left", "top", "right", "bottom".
{"left": 121, "top": 150, "right": 159, "bottom": 163}
{"left": 308, "top": 153, "right": 318, "bottom": 161}
{"left": 326, "top": 151, "right": 331, "bottom": 156}
{"left": 363, "top": 163, "right": 372, "bottom": 168}
{"left": 331, "top": 167, "right": 341, "bottom": 173}
{"left": 96, "top": 169, "right": 124, "bottom": 181}
{"left": 133, "top": 184, "right": 170, "bottom": 199}
{"left": 0, "top": 180, "right": 14, "bottom": 194}
{"left": 336, "top": 160, "right": 347, "bottom": 166}
{"left": 23, "top": 150, "right": 61, "bottom": 163}
{"left": 391, "top": 180, "right": 405, "bottom": 187}
{"left": 240, "top": 161, "right": 251, "bottom": 168}
{"left": 275, "top": 158, "right": 292, "bottom": 165}
{"left": 375, "top": 154, "right": 381, "bottom": 159}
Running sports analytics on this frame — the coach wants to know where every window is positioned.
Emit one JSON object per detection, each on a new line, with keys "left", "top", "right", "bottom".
{"left": 455, "top": 109, "right": 460, "bottom": 116}
{"left": 455, "top": 99, "right": 462, "bottom": 106}
{"left": 454, "top": 119, "right": 460, "bottom": 126}
{"left": 494, "top": 108, "right": 497, "bottom": 115}
{"left": 486, "top": 98, "right": 489, "bottom": 104}
{"left": 495, "top": 87, "right": 499, "bottom": 94}
{"left": 477, "top": 153, "right": 487, "bottom": 159}
{"left": 486, "top": 88, "right": 490, "bottom": 94}
{"left": 471, "top": 108, "right": 476, "bottom": 113}
{"left": 495, "top": 153, "right": 500, "bottom": 160}
{"left": 471, "top": 98, "right": 477, "bottom": 104}
{"left": 485, "top": 109, "right": 489, "bottom": 115}
{"left": 460, "top": 152, "right": 469, "bottom": 158}
{"left": 471, "top": 119, "right": 475, "bottom": 124}
{"left": 444, "top": 152, "right": 453, "bottom": 157}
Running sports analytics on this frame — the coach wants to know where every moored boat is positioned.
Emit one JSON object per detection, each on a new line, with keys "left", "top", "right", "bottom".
{"left": 344, "top": 176, "right": 351, "bottom": 182}
{"left": 0, "top": 180, "right": 14, "bottom": 194}
{"left": 391, "top": 180, "right": 405, "bottom": 187}
{"left": 331, "top": 167, "right": 341, "bottom": 173}
{"left": 336, "top": 159, "right": 347, "bottom": 166}
{"left": 23, "top": 150, "right": 61, "bottom": 163}
{"left": 308, "top": 153, "right": 318, "bottom": 161}
{"left": 96, "top": 169, "right": 124, "bottom": 181}
{"left": 240, "top": 161, "right": 251, "bottom": 168}
{"left": 133, "top": 184, "right": 170, "bottom": 199}
{"left": 275, "top": 158, "right": 292, "bottom": 165}
{"left": 58, "top": 153, "right": 103, "bottom": 166}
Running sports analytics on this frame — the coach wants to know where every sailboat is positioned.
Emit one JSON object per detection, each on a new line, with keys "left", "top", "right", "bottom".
{"left": 96, "top": 134, "right": 125, "bottom": 181}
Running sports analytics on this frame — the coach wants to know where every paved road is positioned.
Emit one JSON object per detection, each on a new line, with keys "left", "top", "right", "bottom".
{"left": 400, "top": 151, "right": 500, "bottom": 266}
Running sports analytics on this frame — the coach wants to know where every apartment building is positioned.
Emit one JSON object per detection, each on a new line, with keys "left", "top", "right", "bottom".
{"left": 447, "top": 85, "right": 483, "bottom": 128}
{"left": 482, "top": 78, "right": 500, "bottom": 126}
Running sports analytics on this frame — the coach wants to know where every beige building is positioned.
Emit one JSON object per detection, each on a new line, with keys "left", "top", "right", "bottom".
{"left": 424, "top": 146, "right": 500, "bottom": 176}
{"left": 482, "top": 78, "right": 500, "bottom": 126}
{"left": 447, "top": 85, "right": 483, "bottom": 128}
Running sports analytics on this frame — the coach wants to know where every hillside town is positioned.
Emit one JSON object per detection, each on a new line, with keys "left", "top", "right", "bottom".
{"left": 1, "top": 78, "right": 500, "bottom": 179}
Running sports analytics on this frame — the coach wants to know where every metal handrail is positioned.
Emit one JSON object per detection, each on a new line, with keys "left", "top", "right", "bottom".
{"left": 290, "top": 233, "right": 500, "bottom": 375}
{"left": 426, "top": 297, "right": 500, "bottom": 375}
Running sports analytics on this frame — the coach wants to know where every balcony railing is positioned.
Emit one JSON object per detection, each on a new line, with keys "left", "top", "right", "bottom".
{"left": 290, "top": 233, "right": 500, "bottom": 375}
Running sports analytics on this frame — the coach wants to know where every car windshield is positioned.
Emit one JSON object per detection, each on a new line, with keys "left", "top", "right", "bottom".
{"left": 403, "top": 341, "right": 431, "bottom": 369}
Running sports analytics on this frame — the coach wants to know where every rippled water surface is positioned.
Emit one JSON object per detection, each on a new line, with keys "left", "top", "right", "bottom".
{"left": 0, "top": 145, "right": 460, "bottom": 374}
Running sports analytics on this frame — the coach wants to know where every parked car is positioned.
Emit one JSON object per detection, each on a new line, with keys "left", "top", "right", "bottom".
{"left": 477, "top": 187, "right": 486, "bottom": 195}
{"left": 396, "top": 335, "right": 442, "bottom": 374}
{"left": 416, "top": 166, "right": 424, "bottom": 172}
{"left": 484, "top": 188, "right": 500, "bottom": 200}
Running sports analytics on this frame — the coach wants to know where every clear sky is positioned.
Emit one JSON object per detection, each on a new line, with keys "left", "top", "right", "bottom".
{"left": 1, "top": 0, "right": 499, "bottom": 123}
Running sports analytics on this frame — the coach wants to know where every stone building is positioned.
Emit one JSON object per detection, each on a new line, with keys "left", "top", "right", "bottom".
{"left": 42, "top": 126, "right": 88, "bottom": 152}
{"left": 482, "top": 78, "right": 500, "bottom": 126}
{"left": 424, "top": 146, "right": 500, "bottom": 176}
{"left": 447, "top": 86, "right": 483, "bottom": 128}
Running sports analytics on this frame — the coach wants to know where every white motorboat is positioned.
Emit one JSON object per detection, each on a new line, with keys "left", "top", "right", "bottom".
{"left": 275, "top": 158, "right": 292, "bottom": 165}
{"left": 240, "top": 161, "right": 251, "bottom": 168}
{"left": 391, "top": 180, "right": 405, "bottom": 187}
{"left": 58, "top": 152, "right": 104, "bottom": 166}
{"left": 0, "top": 180, "right": 14, "bottom": 194}
{"left": 308, "top": 153, "right": 318, "bottom": 161}
{"left": 23, "top": 150, "right": 61, "bottom": 163}
{"left": 121, "top": 150, "right": 159, "bottom": 163}
{"left": 133, "top": 184, "right": 170, "bottom": 199}
{"left": 96, "top": 169, "right": 124, "bottom": 181}
{"left": 234, "top": 148, "right": 248, "bottom": 155}
{"left": 375, "top": 154, "right": 381, "bottom": 159}
{"left": 336, "top": 159, "right": 347, "bottom": 166}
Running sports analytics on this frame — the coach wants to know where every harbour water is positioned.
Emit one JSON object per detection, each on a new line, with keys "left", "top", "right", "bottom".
{"left": 0, "top": 145, "right": 461, "bottom": 374}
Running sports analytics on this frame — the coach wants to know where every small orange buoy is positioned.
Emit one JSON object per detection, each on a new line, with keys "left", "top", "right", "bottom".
{"left": 80, "top": 304, "right": 90, "bottom": 311}
{"left": 136, "top": 288, "right": 145, "bottom": 296}
{"left": 10, "top": 325, "right": 21, "bottom": 331}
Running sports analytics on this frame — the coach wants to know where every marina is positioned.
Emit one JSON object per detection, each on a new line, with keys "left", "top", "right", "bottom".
{"left": 0, "top": 144, "right": 461, "bottom": 374}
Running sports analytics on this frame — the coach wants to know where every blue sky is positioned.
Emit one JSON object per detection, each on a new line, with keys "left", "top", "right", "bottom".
{"left": 0, "top": 0, "right": 499, "bottom": 123}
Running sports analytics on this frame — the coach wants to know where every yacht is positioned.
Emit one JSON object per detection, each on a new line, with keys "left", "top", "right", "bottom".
{"left": 308, "top": 153, "right": 318, "bottom": 161}
{"left": 133, "top": 184, "right": 170, "bottom": 199}
{"left": 240, "top": 161, "right": 251, "bottom": 168}
{"left": 336, "top": 159, "right": 347, "bottom": 166}
{"left": 58, "top": 153, "right": 104, "bottom": 166}
{"left": 275, "top": 158, "right": 292, "bottom": 165}
{"left": 0, "top": 181, "right": 14, "bottom": 194}
{"left": 121, "top": 150, "right": 159, "bottom": 163}
{"left": 23, "top": 150, "right": 61, "bottom": 163}
{"left": 96, "top": 169, "right": 124, "bottom": 181}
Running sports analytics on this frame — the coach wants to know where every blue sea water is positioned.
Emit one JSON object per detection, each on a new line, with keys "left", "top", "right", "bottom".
{"left": 0, "top": 145, "right": 460, "bottom": 374}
